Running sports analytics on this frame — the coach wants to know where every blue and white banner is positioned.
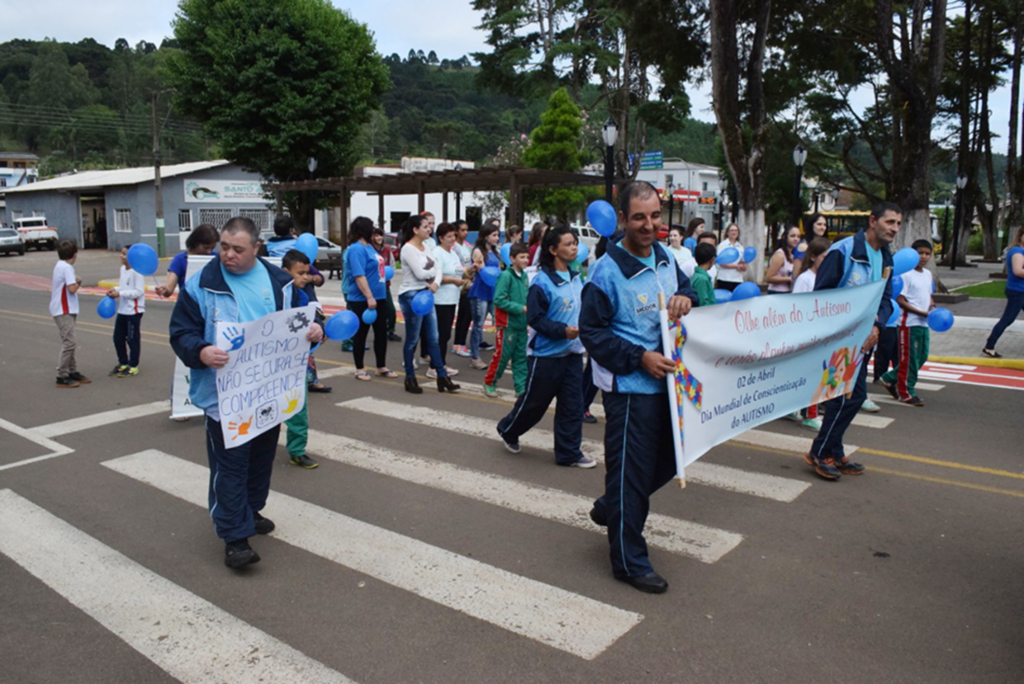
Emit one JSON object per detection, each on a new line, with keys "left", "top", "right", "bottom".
{"left": 661, "top": 280, "right": 886, "bottom": 478}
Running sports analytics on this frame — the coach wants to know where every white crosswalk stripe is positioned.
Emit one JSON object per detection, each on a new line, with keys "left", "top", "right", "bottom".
{"left": 0, "top": 489, "right": 356, "bottom": 684}
{"left": 294, "top": 428, "right": 744, "bottom": 564}
{"left": 337, "top": 397, "right": 811, "bottom": 503}
{"left": 102, "top": 450, "right": 643, "bottom": 660}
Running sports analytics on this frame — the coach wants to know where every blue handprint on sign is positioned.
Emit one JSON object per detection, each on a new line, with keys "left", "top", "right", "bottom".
{"left": 222, "top": 326, "right": 245, "bottom": 351}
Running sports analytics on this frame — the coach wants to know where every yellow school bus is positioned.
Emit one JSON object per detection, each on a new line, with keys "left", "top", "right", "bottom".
{"left": 802, "top": 211, "right": 870, "bottom": 239}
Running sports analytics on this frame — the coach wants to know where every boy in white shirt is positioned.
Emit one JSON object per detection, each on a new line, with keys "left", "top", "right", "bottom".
{"left": 881, "top": 240, "right": 935, "bottom": 407}
{"left": 105, "top": 245, "right": 147, "bottom": 377}
{"left": 50, "top": 240, "right": 89, "bottom": 388}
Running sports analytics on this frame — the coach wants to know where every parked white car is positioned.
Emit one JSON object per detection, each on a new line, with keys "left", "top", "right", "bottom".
{"left": 0, "top": 228, "right": 26, "bottom": 256}
{"left": 13, "top": 216, "right": 58, "bottom": 250}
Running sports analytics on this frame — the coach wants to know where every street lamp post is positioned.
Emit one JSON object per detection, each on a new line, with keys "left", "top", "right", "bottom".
{"left": 792, "top": 144, "right": 808, "bottom": 226}
{"left": 454, "top": 163, "right": 463, "bottom": 220}
{"left": 941, "top": 194, "right": 952, "bottom": 258}
{"left": 717, "top": 173, "right": 729, "bottom": 240}
{"left": 666, "top": 181, "right": 675, "bottom": 227}
{"left": 602, "top": 118, "right": 618, "bottom": 203}
{"left": 950, "top": 173, "right": 968, "bottom": 271}
{"left": 307, "top": 156, "right": 318, "bottom": 235}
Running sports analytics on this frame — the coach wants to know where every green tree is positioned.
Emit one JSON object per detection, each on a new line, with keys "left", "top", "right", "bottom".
{"left": 521, "top": 87, "right": 588, "bottom": 220}
{"left": 169, "top": 0, "right": 389, "bottom": 229}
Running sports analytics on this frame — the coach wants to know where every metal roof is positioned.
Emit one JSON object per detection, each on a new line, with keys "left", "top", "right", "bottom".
{"left": 0, "top": 152, "right": 40, "bottom": 161}
{"left": 2, "top": 160, "right": 233, "bottom": 194}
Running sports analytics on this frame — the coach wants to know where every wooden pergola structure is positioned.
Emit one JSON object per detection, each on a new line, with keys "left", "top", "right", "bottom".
{"left": 265, "top": 165, "right": 608, "bottom": 247}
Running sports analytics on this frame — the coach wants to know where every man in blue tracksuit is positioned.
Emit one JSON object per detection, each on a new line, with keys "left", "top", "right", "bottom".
{"left": 497, "top": 224, "right": 595, "bottom": 468}
{"left": 806, "top": 202, "right": 899, "bottom": 480}
{"left": 580, "top": 182, "right": 698, "bottom": 594}
{"left": 170, "top": 216, "right": 324, "bottom": 569}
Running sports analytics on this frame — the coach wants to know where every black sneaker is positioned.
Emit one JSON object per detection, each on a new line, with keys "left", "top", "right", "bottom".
{"left": 901, "top": 396, "right": 924, "bottom": 407}
{"left": 224, "top": 539, "right": 260, "bottom": 568}
{"left": 253, "top": 512, "right": 275, "bottom": 535}
{"left": 582, "top": 411, "right": 598, "bottom": 424}
{"left": 388, "top": 332, "right": 403, "bottom": 342}
{"left": 109, "top": 365, "right": 128, "bottom": 376}
{"left": 497, "top": 427, "right": 520, "bottom": 454}
{"left": 289, "top": 455, "right": 319, "bottom": 469}
{"left": 836, "top": 456, "right": 865, "bottom": 475}
{"left": 616, "top": 571, "right": 669, "bottom": 594}
{"left": 804, "top": 452, "right": 841, "bottom": 481}
{"left": 68, "top": 372, "right": 91, "bottom": 384}
{"left": 55, "top": 376, "right": 80, "bottom": 388}
{"left": 881, "top": 380, "right": 900, "bottom": 400}
{"left": 589, "top": 502, "right": 608, "bottom": 527}
{"left": 479, "top": 341, "right": 494, "bottom": 350}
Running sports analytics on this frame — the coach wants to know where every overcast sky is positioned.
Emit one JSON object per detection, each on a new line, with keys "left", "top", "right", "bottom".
{"left": 0, "top": 0, "right": 1012, "bottom": 149}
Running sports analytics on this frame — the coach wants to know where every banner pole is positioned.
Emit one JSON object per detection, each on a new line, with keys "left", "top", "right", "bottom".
{"left": 658, "top": 292, "right": 686, "bottom": 489}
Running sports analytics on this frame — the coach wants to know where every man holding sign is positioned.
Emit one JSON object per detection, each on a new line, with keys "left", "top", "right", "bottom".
{"left": 806, "top": 202, "right": 898, "bottom": 480}
{"left": 580, "top": 182, "right": 698, "bottom": 594}
{"left": 170, "top": 217, "right": 324, "bottom": 569}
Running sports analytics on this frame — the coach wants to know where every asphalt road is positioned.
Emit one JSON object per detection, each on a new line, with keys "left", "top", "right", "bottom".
{"left": 1, "top": 250, "right": 1023, "bottom": 684}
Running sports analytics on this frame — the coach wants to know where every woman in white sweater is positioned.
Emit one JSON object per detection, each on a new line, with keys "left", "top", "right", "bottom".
{"left": 399, "top": 215, "right": 460, "bottom": 394}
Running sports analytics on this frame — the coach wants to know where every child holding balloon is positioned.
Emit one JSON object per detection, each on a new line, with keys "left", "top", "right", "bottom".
{"left": 105, "top": 245, "right": 147, "bottom": 378}
{"left": 880, "top": 240, "right": 935, "bottom": 407}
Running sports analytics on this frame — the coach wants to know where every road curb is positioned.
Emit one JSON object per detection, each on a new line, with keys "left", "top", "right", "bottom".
{"left": 929, "top": 355, "right": 1024, "bottom": 370}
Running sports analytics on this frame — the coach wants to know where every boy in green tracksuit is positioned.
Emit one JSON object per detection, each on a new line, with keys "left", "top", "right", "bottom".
{"left": 281, "top": 251, "right": 319, "bottom": 469}
{"left": 484, "top": 243, "right": 530, "bottom": 396}
{"left": 690, "top": 242, "right": 717, "bottom": 306}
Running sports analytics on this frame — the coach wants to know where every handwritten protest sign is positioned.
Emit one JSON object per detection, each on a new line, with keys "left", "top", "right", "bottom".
{"left": 661, "top": 280, "right": 886, "bottom": 480}
{"left": 214, "top": 304, "right": 316, "bottom": 447}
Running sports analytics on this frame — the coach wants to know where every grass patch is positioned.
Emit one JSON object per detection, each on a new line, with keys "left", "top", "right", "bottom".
{"left": 954, "top": 281, "right": 1006, "bottom": 298}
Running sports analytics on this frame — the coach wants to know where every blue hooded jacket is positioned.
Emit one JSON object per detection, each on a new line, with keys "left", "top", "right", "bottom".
{"left": 580, "top": 239, "right": 698, "bottom": 394}
{"left": 169, "top": 255, "right": 301, "bottom": 415}
{"left": 814, "top": 230, "right": 894, "bottom": 327}
{"left": 527, "top": 265, "right": 586, "bottom": 357}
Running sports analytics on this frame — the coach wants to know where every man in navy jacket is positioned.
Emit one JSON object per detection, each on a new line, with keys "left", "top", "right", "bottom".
{"left": 807, "top": 202, "right": 898, "bottom": 480}
{"left": 580, "top": 182, "right": 698, "bottom": 594}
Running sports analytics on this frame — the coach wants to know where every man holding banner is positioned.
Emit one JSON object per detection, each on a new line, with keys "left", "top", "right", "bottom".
{"left": 170, "top": 217, "right": 324, "bottom": 569}
{"left": 806, "top": 202, "right": 898, "bottom": 480}
{"left": 580, "top": 182, "right": 698, "bottom": 594}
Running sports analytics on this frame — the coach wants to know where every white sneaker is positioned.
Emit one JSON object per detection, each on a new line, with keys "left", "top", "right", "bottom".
{"left": 470, "top": 358, "right": 488, "bottom": 370}
{"left": 860, "top": 399, "right": 881, "bottom": 413}
{"left": 425, "top": 368, "right": 438, "bottom": 379}
{"left": 801, "top": 417, "right": 822, "bottom": 431}
{"left": 445, "top": 366, "right": 460, "bottom": 377}
{"left": 571, "top": 457, "right": 597, "bottom": 469}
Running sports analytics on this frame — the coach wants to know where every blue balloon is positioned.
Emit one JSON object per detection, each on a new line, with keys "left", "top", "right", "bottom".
{"left": 479, "top": 265, "right": 501, "bottom": 287}
{"left": 892, "top": 247, "right": 919, "bottom": 277}
{"left": 411, "top": 289, "right": 435, "bottom": 315}
{"left": 324, "top": 310, "right": 359, "bottom": 341}
{"left": 713, "top": 288, "right": 733, "bottom": 303}
{"left": 683, "top": 237, "right": 697, "bottom": 251}
{"left": 500, "top": 243, "right": 512, "bottom": 266}
{"left": 718, "top": 247, "right": 740, "bottom": 265}
{"left": 362, "top": 308, "right": 378, "bottom": 324}
{"left": 586, "top": 200, "right": 618, "bottom": 238}
{"left": 576, "top": 241, "right": 589, "bottom": 264}
{"left": 731, "top": 281, "right": 761, "bottom": 301}
{"left": 743, "top": 246, "right": 758, "bottom": 263}
{"left": 927, "top": 307, "right": 954, "bottom": 333}
{"left": 296, "top": 233, "right": 319, "bottom": 263}
{"left": 97, "top": 296, "right": 117, "bottom": 319}
{"left": 891, "top": 275, "right": 904, "bottom": 298}
{"left": 384, "top": 265, "right": 395, "bottom": 281}
{"left": 126, "top": 243, "right": 158, "bottom": 276}
{"left": 886, "top": 299, "right": 901, "bottom": 326}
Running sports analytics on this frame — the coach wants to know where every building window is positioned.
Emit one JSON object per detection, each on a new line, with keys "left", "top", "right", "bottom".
{"left": 199, "top": 209, "right": 232, "bottom": 229}
{"left": 178, "top": 209, "right": 192, "bottom": 232}
{"left": 239, "top": 209, "right": 272, "bottom": 233}
{"left": 0, "top": 179, "right": 6, "bottom": 187}
{"left": 11, "top": 210, "right": 23, "bottom": 220}
{"left": 114, "top": 209, "right": 132, "bottom": 233}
